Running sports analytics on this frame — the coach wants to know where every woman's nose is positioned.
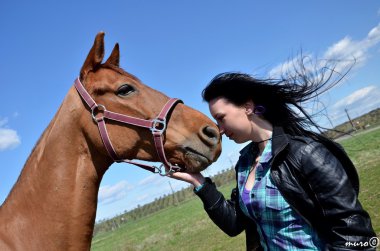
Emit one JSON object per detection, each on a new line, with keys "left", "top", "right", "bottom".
{"left": 217, "top": 124, "right": 225, "bottom": 135}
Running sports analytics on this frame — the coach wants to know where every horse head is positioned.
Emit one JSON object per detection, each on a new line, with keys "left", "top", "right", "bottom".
{"left": 77, "top": 32, "right": 221, "bottom": 173}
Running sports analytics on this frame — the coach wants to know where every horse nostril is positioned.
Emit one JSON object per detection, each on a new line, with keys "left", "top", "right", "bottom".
{"left": 201, "top": 126, "right": 220, "bottom": 145}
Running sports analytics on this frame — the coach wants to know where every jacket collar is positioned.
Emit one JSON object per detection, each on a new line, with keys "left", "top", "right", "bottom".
{"left": 271, "top": 126, "right": 290, "bottom": 159}
{"left": 239, "top": 126, "right": 289, "bottom": 159}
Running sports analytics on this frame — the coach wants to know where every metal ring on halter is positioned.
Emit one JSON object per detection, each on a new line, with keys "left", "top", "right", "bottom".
{"left": 154, "top": 164, "right": 166, "bottom": 176}
{"left": 153, "top": 164, "right": 162, "bottom": 174}
{"left": 150, "top": 118, "right": 167, "bottom": 134}
{"left": 92, "top": 104, "right": 106, "bottom": 122}
{"left": 154, "top": 164, "right": 177, "bottom": 176}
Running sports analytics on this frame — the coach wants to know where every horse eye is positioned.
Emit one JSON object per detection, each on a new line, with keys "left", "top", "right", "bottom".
{"left": 117, "top": 84, "right": 135, "bottom": 97}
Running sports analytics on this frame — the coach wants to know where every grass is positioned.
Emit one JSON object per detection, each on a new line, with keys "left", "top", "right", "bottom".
{"left": 91, "top": 128, "right": 380, "bottom": 250}
{"left": 338, "top": 128, "right": 380, "bottom": 235}
{"left": 92, "top": 184, "right": 246, "bottom": 251}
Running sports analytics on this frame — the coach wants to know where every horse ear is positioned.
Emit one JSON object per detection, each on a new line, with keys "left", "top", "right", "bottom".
{"left": 80, "top": 32, "right": 105, "bottom": 80}
{"left": 105, "top": 43, "right": 120, "bottom": 67}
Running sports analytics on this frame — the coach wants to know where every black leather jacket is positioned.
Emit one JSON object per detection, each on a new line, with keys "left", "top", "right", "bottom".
{"left": 195, "top": 127, "right": 376, "bottom": 250}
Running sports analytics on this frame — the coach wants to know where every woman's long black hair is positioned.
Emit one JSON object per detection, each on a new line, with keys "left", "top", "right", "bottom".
{"left": 202, "top": 57, "right": 353, "bottom": 143}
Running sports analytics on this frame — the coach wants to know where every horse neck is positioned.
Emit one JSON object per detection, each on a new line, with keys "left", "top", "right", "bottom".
{"left": 0, "top": 86, "right": 111, "bottom": 250}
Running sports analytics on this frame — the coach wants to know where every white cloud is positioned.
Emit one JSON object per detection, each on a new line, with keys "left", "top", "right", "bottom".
{"left": 98, "top": 180, "right": 133, "bottom": 205}
{"left": 323, "top": 32, "right": 375, "bottom": 73}
{"left": 269, "top": 53, "right": 314, "bottom": 78}
{"left": 137, "top": 174, "right": 176, "bottom": 197}
{"left": 0, "top": 129, "right": 21, "bottom": 151}
{"left": 138, "top": 174, "right": 187, "bottom": 197}
{"left": 0, "top": 117, "right": 21, "bottom": 151}
{"left": 269, "top": 23, "right": 380, "bottom": 79}
{"left": 138, "top": 173, "right": 163, "bottom": 186}
{"left": 322, "top": 23, "right": 380, "bottom": 71}
{"left": 268, "top": 23, "right": 380, "bottom": 128}
{"left": 367, "top": 24, "right": 380, "bottom": 42}
{"left": 333, "top": 86, "right": 377, "bottom": 109}
{"left": 329, "top": 86, "right": 380, "bottom": 125}
{"left": 323, "top": 37, "right": 359, "bottom": 60}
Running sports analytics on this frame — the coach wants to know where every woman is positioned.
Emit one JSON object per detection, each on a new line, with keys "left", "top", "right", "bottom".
{"left": 170, "top": 70, "right": 376, "bottom": 250}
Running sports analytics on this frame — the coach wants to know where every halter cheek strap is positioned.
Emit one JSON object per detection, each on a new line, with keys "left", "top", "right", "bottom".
{"left": 74, "top": 77, "right": 184, "bottom": 175}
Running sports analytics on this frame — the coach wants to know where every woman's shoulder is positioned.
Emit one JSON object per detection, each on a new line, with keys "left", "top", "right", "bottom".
{"left": 276, "top": 133, "right": 334, "bottom": 167}
{"left": 287, "top": 134, "right": 347, "bottom": 159}
{"left": 272, "top": 126, "right": 318, "bottom": 152}
{"left": 277, "top": 133, "right": 316, "bottom": 153}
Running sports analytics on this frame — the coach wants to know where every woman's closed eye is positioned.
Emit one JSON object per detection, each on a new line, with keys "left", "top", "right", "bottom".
{"left": 215, "top": 115, "right": 224, "bottom": 123}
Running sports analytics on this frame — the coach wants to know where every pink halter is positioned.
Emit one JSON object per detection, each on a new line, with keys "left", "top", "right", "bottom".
{"left": 74, "top": 77, "right": 184, "bottom": 175}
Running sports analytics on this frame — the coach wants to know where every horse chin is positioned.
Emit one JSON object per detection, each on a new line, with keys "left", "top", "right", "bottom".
{"left": 182, "top": 149, "right": 211, "bottom": 173}
{"left": 166, "top": 145, "right": 219, "bottom": 173}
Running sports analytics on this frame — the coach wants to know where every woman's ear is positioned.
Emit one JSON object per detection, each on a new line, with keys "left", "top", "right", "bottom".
{"left": 244, "top": 100, "right": 254, "bottom": 115}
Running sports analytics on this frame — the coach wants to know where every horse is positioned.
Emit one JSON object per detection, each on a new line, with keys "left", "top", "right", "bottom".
{"left": 0, "top": 32, "right": 221, "bottom": 251}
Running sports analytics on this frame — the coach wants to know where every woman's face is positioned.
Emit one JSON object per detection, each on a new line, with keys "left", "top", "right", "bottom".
{"left": 209, "top": 97, "right": 252, "bottom": 143}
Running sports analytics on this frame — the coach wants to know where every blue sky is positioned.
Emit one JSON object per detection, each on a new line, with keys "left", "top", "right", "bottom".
{"left": 1, "top": 1, "right": 380, "bottom": 221}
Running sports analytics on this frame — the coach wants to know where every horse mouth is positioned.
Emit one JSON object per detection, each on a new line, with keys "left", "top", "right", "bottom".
{"left": 182, "top": 147, "right": 211, "bottom": 172}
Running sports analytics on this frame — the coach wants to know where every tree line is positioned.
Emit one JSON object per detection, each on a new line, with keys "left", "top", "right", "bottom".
{"left": 323, "top": 108, "right": 380, "bottom": 139}
{"left": 93, "top": 166, "right": 236, "bottom": 236}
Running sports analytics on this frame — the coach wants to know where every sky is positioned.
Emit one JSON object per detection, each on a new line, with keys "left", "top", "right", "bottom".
{"left": 1, "top": 1, "right": 380, "bottom": 221}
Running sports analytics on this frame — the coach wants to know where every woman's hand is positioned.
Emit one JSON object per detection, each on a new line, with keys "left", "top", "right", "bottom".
{"left": 168, "top": 171, "right": 206, "bottom": 188}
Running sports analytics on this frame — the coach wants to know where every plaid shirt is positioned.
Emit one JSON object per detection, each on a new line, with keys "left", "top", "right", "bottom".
{"left": 237, "top": 140, "right": 325, "bottom": 250}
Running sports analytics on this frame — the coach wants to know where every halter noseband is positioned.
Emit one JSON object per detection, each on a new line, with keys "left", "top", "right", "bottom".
{"left": 74, "top": 77, "right": 185, "bottom": 176}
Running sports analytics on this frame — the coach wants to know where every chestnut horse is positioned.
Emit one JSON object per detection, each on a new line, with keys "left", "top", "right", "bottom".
{"left": 0, "top": 32, "right": 221, "bottom": 250}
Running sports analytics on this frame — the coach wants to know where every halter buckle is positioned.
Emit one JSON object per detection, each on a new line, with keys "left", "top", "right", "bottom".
{"left": 150, "top": 118, "right": 167, "bottom": 134}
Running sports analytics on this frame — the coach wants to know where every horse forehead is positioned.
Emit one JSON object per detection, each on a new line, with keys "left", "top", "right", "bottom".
{"left": 89, "top": 68, "right": 143, "bottom": 87}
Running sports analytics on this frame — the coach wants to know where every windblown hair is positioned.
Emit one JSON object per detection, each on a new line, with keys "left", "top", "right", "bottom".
{"left": 202, "top": 58, "right": 353, "bottom": 142}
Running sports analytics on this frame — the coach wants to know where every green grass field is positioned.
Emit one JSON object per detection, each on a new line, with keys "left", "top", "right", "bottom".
{"left": 91, "top": 128, "right": 380, "bottom": 251}
{"left": 338, "top": 128, "right": 380, "bottom": 235}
